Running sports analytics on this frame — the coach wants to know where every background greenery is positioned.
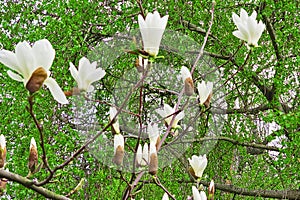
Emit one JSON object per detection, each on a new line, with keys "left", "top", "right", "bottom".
{"left": 0, "top": 0, "right": 299, "bottom": 199}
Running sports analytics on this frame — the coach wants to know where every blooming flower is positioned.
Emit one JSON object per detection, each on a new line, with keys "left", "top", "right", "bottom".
{"left": 181, "top": 66, "right": 194, "bottom": 96}
{"left": 0, "top": 39, "right": 68, "bottom": 104}
{"left": 113, "top": 134, "right": 124, "bottom": 165}
{"left": 138, "top": 11, "right": 168, "bottom": 56}
{"left": 232, "top": 8, "right": 265, "bottom": 47}
{"left": 192, "top": 186, "right": 207, "bottom": 200}
{"left": 156, "top": 103, "right": 184, "bottom": 130}
{"left": 0, "top": 135, "right": 6, "bottom": 168}
{"left": 188, "top": 154, "right": 207, "bottom": 178}
{"left": 109, "top": 107, "right": 120, "bottom": 134}
{"left": 28, "top": 137, "right": 38, "bottom": 173}
{"left": 69, "top": 57, "right": 105, "bottom": 92}
{"left": 197, "top": 81, "right": 213, "bottom": 107}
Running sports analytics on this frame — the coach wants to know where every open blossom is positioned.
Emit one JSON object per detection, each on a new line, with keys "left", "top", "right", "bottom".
{"left": 0, "top": 39, "right": 68, "bottom": 104}
{"left": 197, "top": 81, "right": 213, "bottom": 107}
{"left": 192, "top": 186, "right": 207, "bottom": 200}
{"left": 113, "top": 134, "right": 124, "bottom": 165}
{"left": 0, "top": 135, "right": 6, "bottom": 168}
{"left": 156, "top": 104, "right": 184, "bottom": 130}
{"left": 138, "top": 11, "right": 168, "bottom": 56}
{"left": 188, "top": 154, "right": 207, "bottom": 179}
{"left": 181, "top": 66, "right": 194, "bottom": 96}
{"left": 232, "top": 8, "right": 265, "bottom": 47}
{"left": 69, "top": 57, "right": 105, "bottom": 92}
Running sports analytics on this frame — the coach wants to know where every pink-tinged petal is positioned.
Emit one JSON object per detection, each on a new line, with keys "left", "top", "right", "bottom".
{"left": 0, "top": 50, "right": 20, "bottom": 72}
{"left": 240, "top": 8, "right": 248, "bottom": 22}
{"left": 32, "top": 39, "right": 55, "bottom": 71}
{"left": 44, "top": 77, "right": 69, "bottom": 104}
{"left": 7, "top": 70, "right": 23, "bottom": 82}
{"left": 250, "top": 10, "right": 257, "bottom": 19}
{"left": 15, "top": 41, "right": 35, "bottom": 79}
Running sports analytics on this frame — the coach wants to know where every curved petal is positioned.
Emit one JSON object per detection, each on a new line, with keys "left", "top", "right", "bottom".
{"left": 87, "top": 67, "right": 106, "bottom": 83}
{"left": 44, "top": 77, "right": 69, "bottom": 104}
{"left": 7, "top": 70, "right": 23, "bottom": 82}
{"left": 233, "top": 31, "right": 247, "bottom": 41}
{"left": 69, "top": 62, "right": 80, "bottom": 86}
{"left": 15, "top": 41, "right": 35, "bottom": 80}
{"left": 32, "top": 39, "right": 55, "bottom": 71}
{"left": 0, "top": 50, "right": 20, "bottom": 72}
{"left": 176, "top": 110, "right": 185, "bottom": 121}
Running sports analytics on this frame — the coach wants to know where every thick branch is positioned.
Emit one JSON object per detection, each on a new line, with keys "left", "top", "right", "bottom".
{"left": 202, "top": 181, "right": 300, "bottom": 200}
{"left": 0, "top": 170, "right": 70, "bottom": 200}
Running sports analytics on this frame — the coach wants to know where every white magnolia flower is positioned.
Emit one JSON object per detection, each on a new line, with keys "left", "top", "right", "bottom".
{"left": 0, "top": 39, "right": 68, "bottom": 104}
{"left": 138, "top": 11, "right": 168, "bottom": 56}
{"left": 181, "top": 66, "right": 194, "bottom": 96}
{"left": 69, "top": 57, "right": 105, "bottom": 92}
{"left": 232, "top": 8, "right": 265, "bottom": 47}
{"left": 147, "top": 123, "right": 160, "bottom": 146}
{"left": 197, "top": 81, "right": 213, "bottom": 106}
{"left": 109, "top": 107, "right": 120, "bottom": 134}
{"left": 188, "top": 154, "right": 207, "bottom": 178}
{"left": 162, "top": 192, "right": 169, "bottom": 200}
{"left": 192, "top": 186, "right": 207, "bottom": 200}
{"left": 156, "top": 104, "right": 184, "bottom": 129}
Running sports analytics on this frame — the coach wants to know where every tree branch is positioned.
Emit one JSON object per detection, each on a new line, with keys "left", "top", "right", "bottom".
{"left": 0, "top": 170, "right": 70, "bottom": 200}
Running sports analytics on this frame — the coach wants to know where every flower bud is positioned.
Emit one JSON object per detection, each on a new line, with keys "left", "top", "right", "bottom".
{"left": 113, "top": 134, "right": 124, "bottom": 166}
{"left": 208, "top": 179, "right": 215, "bottom": 200}
{"left": 0, "top": 135, "right": 6, "bottom": 168}
{"left": 28, "top": 137, "right": 38, "bottom": 173}
{"left": 181, "top": 66, "right": 194, "bottom": 96}
{"left": 149, "top": 144, "right": 158, "bottom": 175}
{"left": 26, "top": 67, "right": 48, "bottom": 93}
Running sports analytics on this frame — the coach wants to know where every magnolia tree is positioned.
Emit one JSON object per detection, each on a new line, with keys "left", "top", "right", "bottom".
{"left": 0, "top": 1, "right": 299, "bottom": 200}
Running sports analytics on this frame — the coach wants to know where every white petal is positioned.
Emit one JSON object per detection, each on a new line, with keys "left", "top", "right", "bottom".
{"left": 181, "top": 66, "right": 192, "bottom": 83}
{"left": 32, "top": 39, "right": 55, "bottom": 70}
{"left": 233, "top": 31, "right": 247, "bottom": 41}
{"left": 44, "top": 77, "right": 69, "bottom": 104}
{"left": 197, "top": 81, "right": 210, "bottom": 104}
{"left": 141, "top": 143, "right": 149, "bottom": 166}
{"left": 69, "top": 62, "right": 80, "bottom": 86}
{"left": 192, "top": 186, "right": 201, "bottom": 200}
{"left": 15, "top": 41, "right": 35, "bottom": 80}
{"left": 176, "top": 110, "right": 185, "bottom": 121}
{"left": 0, "top": 50, "right": 20, "bottom": 72}
{"left": 0, "top": 135, "right": 6, "bottom": 149}
{"left": 200, "top": 191, "right": 207, "bottom": 200}
{"left": 30, "top": 137, "right": 37, "bottom": 149}
{"left": 7, "top": 70, "right": 23, "bottom": 82}
{"left": 240, "top": 8, "right": 249, "bottom": 22}
{"left": 162, "top": 192, "right": 169, "bottom": 200}
{"left": 114, "top": 134, "right": 124, "bottom": 154}
{"left": 136, "top": 144, "right": 143, "bottom": 165}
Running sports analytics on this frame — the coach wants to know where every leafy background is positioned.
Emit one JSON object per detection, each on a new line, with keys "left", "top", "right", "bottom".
{"left": 0, "top": 0, "right": 299, "bottom": 199}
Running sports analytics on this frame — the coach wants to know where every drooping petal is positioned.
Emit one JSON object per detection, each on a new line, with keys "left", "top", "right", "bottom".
{"left": 0, "top": 50, "right": 20, "bottom": 72}
{"left": 32, "top": 39, "right": 55, "bottom": 71}
{"left": 44, "top": 77, "right": 69, "bottom": 104}
{"left": 7, "top": 70, "right": 23, "bottom": 82}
